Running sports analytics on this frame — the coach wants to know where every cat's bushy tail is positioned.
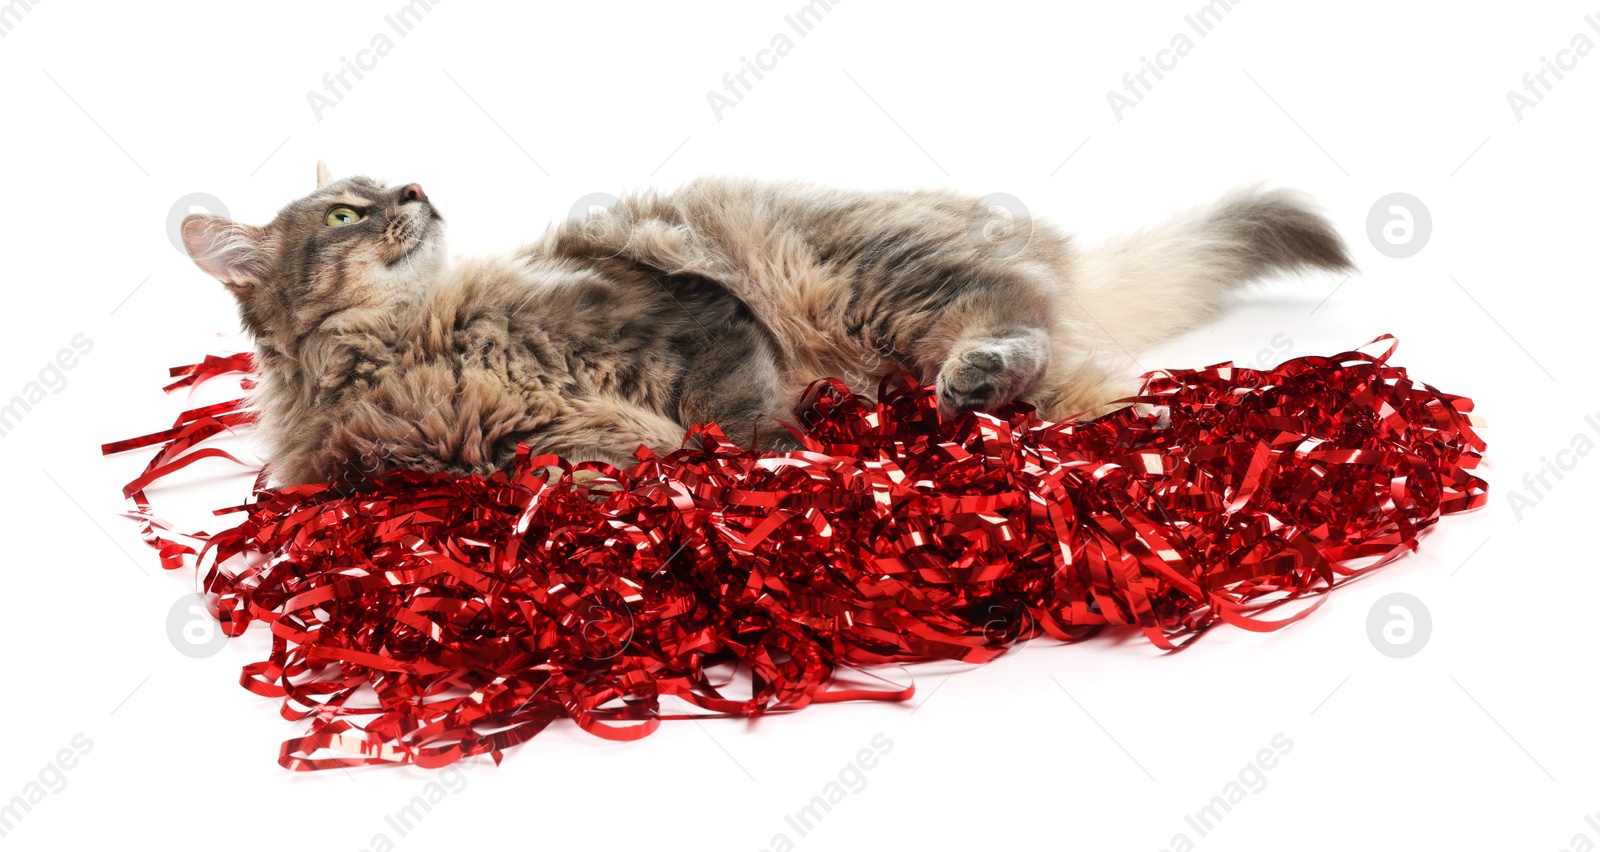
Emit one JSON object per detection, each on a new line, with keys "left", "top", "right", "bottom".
{"left": 1064, "top": 186, "right": 1353, "bottom": 353}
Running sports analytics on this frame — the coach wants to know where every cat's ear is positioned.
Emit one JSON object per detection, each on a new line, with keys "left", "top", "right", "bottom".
{"left": 316, "top": 160, "right": 334, "bottom": 188}
{"left": 181, "top": 214, "right": 267, "bottom": 292}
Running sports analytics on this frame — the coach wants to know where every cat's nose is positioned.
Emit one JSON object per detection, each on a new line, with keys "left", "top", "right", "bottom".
{"left": 400, "top": 183, "right": 428, "bottom": 204}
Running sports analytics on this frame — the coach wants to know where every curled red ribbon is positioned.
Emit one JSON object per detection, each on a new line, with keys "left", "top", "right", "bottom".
{"left": 104, "top": 336, "right": 1486, "bottom": 769}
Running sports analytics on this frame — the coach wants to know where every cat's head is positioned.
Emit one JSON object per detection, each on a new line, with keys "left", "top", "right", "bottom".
{"left": 180, "top": 162, "right": 445, "bottom": 348}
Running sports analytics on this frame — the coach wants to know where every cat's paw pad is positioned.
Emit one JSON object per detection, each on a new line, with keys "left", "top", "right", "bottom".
{"left": 937, "top": 347, "right": 1010, "bottom": 414}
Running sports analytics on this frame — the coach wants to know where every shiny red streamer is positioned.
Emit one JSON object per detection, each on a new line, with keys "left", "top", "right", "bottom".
{"left": 103, "top": 336, "right": 1486, "bottom": 770}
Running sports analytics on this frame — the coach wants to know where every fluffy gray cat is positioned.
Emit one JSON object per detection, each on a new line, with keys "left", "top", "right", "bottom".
{"left": 179, "top": 164, "right": 1351, "bottom": 485}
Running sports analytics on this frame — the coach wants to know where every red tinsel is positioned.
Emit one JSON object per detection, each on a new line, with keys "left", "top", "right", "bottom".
{"left": 103, "top": 336, "right": 1486, "bottom": 770}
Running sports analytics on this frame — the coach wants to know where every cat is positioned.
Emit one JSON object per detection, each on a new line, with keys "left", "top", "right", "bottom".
{"left": 179, "top": 163, "right": 1352, "bottom": 486}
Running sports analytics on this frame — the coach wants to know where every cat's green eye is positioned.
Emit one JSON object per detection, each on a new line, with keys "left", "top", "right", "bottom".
{"left": 326, "top": 207, "right": 364, "bottom": 226}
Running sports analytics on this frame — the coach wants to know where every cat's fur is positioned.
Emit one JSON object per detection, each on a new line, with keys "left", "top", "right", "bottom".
{"left": 180, "top": 165, "right": 1352, "bottom": 486}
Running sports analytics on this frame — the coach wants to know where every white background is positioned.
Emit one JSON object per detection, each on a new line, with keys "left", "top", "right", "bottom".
{"left": 1, "top": 1, "right": 1593, "bottom": 849}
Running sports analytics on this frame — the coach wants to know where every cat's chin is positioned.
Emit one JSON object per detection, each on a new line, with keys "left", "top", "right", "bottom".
{"left": 387, "top": 219, "right": 445, "bottom": 271}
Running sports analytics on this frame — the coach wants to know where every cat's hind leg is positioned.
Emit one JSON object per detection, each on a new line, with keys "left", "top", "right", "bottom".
{"left": 935, "top": 327, "right": 1051, "bottom": 416}
{"left": 907, "top": 267, "right": 1056, "bottom": 417}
